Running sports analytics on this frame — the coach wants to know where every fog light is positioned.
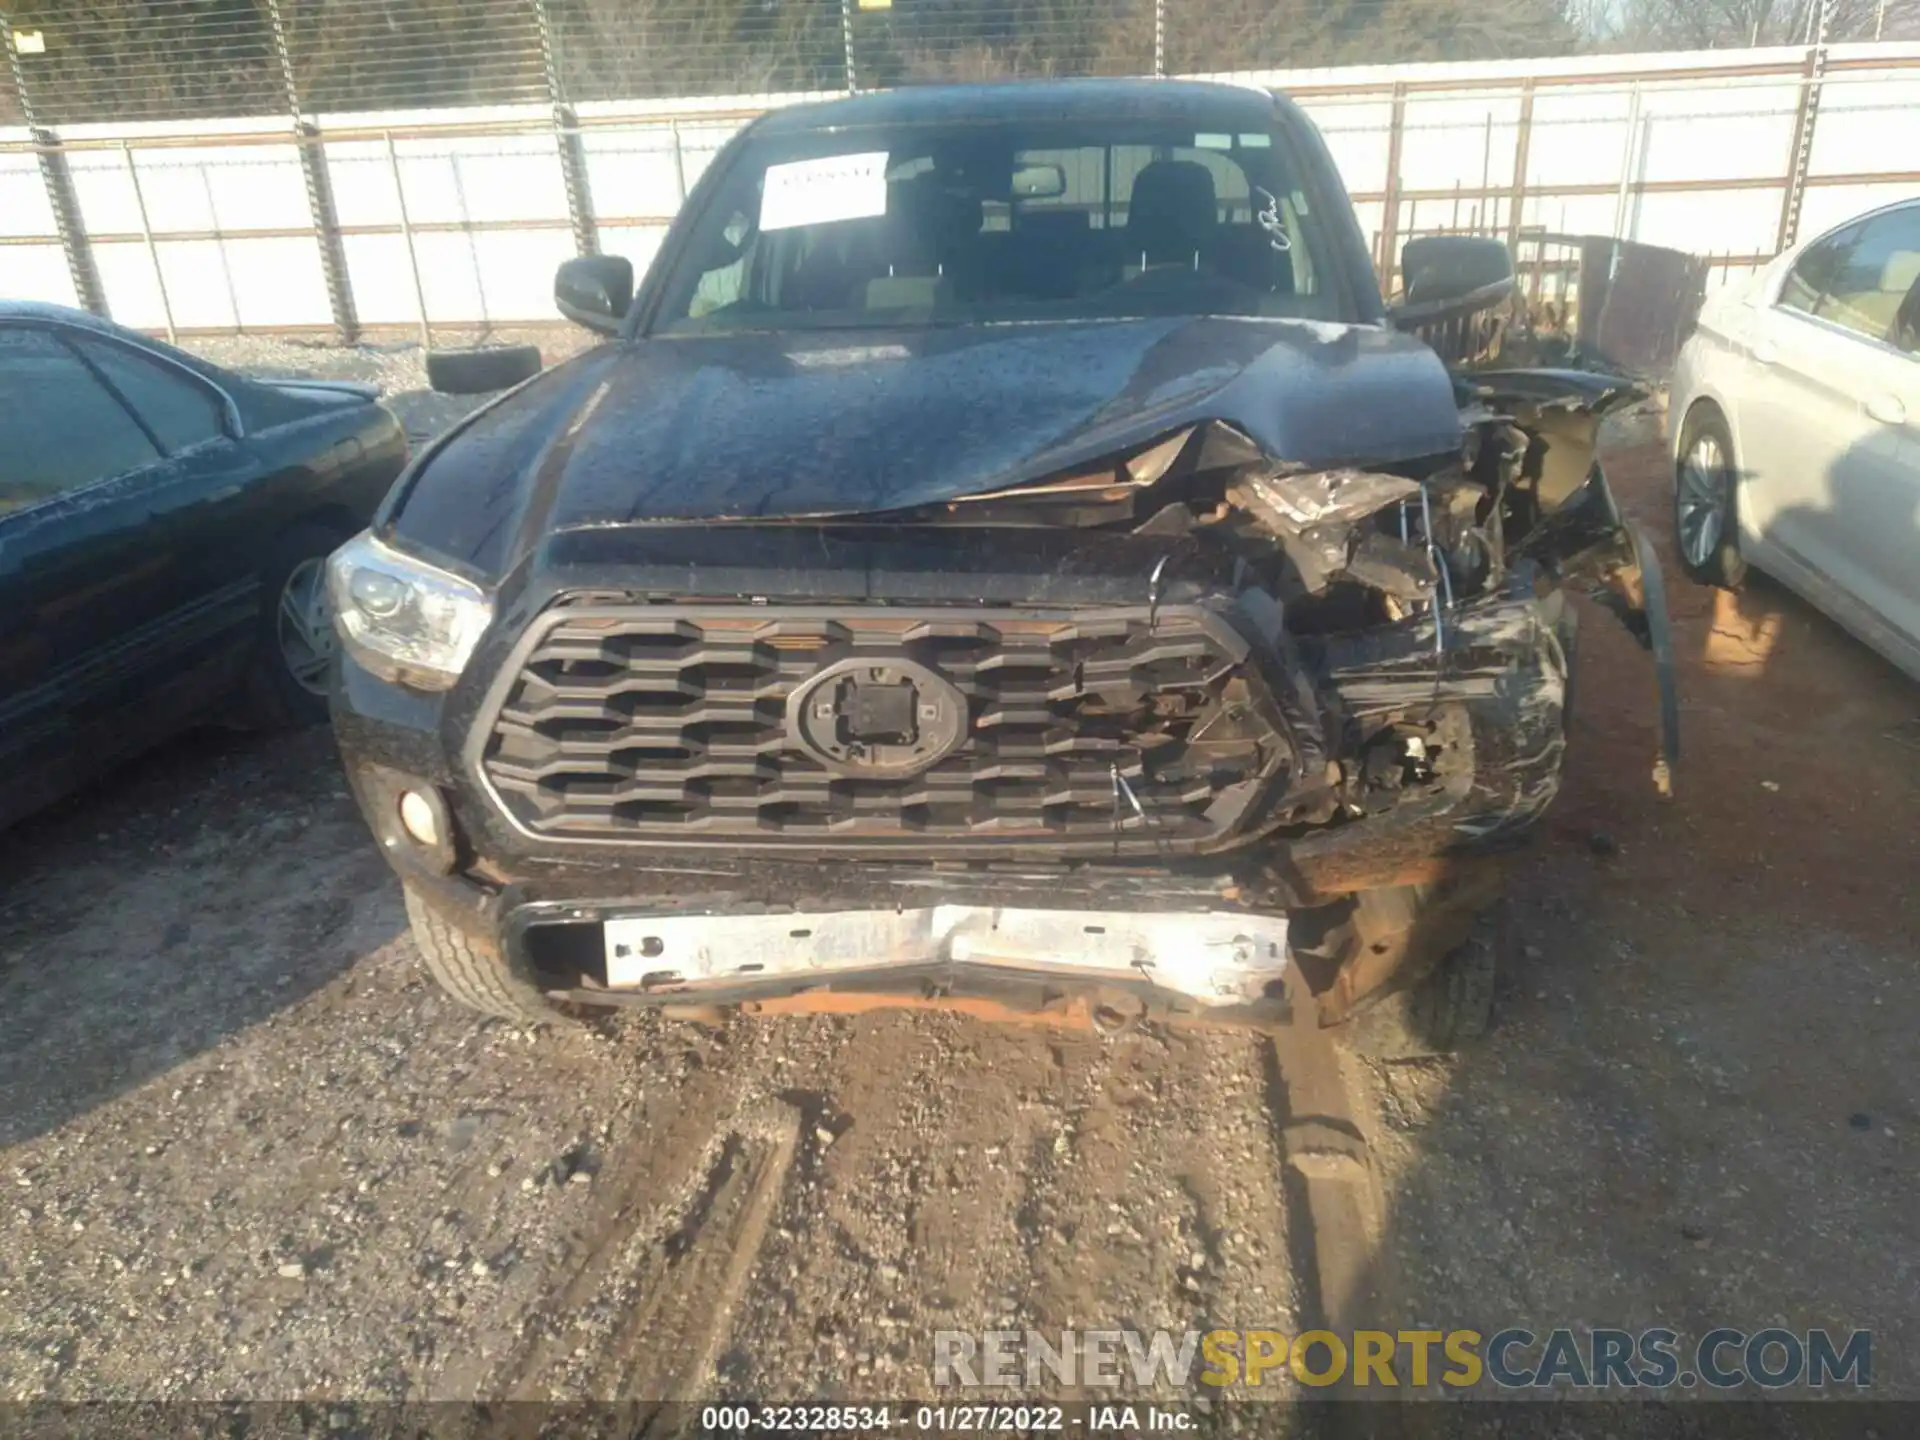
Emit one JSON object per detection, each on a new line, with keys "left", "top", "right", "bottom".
{"left": 398, "top": 790, "right": 441, "bottom": 848}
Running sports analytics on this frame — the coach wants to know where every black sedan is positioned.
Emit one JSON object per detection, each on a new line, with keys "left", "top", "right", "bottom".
{"left": 0, "top": 301, "right": 408, "bottom": 828}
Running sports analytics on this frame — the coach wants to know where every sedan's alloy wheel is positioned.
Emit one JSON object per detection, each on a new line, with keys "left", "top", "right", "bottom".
{"left": 277, "top": 556, "right": 336, "bottom": 696}
{"left": 1676, "top": 431, "right": 1730, "bottom": 569}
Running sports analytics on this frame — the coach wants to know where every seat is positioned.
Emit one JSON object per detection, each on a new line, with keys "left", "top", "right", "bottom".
{"left": 1206, "top": 224, "right": 1294, "bottom": 295}
{"left": 1009, "top": 209, "right": 1092, "bottom": 299}
{"left": 1124, "top": 160, "right": 1220, "bottom": 269}
{"left": 783, "top": 229, "right": 866, "bottom": 312}
{"left": 785, "top": 177, "right": 974, "bottom": 312}
{"left": 1892, "top": 277, "right": 1920, "bottom": 354}
{"left": 1876, "top": 250, "right": 1920, "bottom": 346}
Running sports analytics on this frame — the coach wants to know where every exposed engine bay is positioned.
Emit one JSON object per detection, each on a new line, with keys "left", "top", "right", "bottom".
{"left": 894, "top": 362, "right": 1679, "bottom": 811}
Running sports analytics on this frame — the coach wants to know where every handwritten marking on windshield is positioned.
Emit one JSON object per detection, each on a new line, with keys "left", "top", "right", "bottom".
{"left": 1255, "top": 188, "right": 1293, "bottom": 253}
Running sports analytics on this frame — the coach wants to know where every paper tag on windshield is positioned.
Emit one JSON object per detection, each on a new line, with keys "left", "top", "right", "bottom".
{"left": 760, "top": 152, "right": 890, "bottom": 232}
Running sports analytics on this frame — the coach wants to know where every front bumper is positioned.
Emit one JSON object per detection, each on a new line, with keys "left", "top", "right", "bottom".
{"left": 598, "top": 903, "right": 1287, "bottom": 1002}
{"left": 334, "top": 579, "right": 1585, "bottom": 1022}
{"left": 537, "top": 902, "right": 1296, "bottom": 1030}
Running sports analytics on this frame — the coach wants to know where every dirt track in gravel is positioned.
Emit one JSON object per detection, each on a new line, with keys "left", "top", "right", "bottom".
{"left": 0, "top": 727, "right": 1304, "bottom": 1402}
{"left": 1, "top": 353, "right": 1915, "bottom": 1403}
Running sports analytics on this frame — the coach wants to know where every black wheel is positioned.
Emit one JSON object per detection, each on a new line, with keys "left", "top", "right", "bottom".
{"left": 425, "top": 345, "right": 542, "bottom": 395}
{"left": 403, "top": 884, "right": 563, "bottom": 1024}
{"left": 1333, "top": 908, "right": 1500, "bottom": 1062}
{"left": 1674, "top": 404, "right": 1748, "bottom": 589}
{"left": 241, "top": 519, "right": 354, "bottom": 729}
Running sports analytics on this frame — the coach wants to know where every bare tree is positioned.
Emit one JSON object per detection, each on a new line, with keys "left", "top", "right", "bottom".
{"left": 9, "top": 0, "right": 1915, "bottom": 128}
{"left": 282, "top": 0, "right": 547, "bottom": 110}
{"left": 5, "top": 0, "right": 281, "bottom": 123}
{"left": 1607, "top": 0, "right": 1901, "bottom": 48}
{"left": 865, "top": 0, "right": 1154, "bottom": 85}
{"left": 1175, "top": 0, "right": 1580, "bottom": 70}
{"left": 550, "top": 0, "right": 844, "bottom": 101}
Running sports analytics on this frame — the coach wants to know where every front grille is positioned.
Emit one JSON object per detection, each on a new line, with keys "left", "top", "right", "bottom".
{"left": 474, "top": 603, "right": 1290, "bottom": 852}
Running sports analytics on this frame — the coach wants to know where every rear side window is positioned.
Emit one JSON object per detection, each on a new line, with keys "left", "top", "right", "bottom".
{"left": 1776, "top": 229, "right": 1846, "bottom": 317}
{"left": 69, "top": 335, "right": 228, "bottom": 454}
{"left": 1778, "top": 204, "right": 1920, "bottom": 347}
{"left": 0, "top": 328, "right": 161, "bottom": 514}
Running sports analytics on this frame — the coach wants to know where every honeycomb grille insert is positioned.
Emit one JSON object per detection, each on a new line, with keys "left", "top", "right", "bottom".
{"left": 475, "top": 604, "right": 1284, "bottom": 850}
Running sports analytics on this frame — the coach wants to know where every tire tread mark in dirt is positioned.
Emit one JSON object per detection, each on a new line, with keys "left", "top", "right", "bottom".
{"left": 486, "top": 1086, "right": 751, "bottom": 1397}
{"left": 1263, "top": 991, "right": 1403, "bottom": 1435}
{"left": 493, "top": 1097, "right": 804, "bottom": 1406}
{"left": 641, "top": 1100, "right": 802, "bottom": 1405}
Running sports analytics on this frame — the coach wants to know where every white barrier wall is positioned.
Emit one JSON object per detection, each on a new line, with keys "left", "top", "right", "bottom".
{"left": 1254, "top": 45, "right": 1920, "bottom": 273}
{"left": 0, "top": 145, "right": 73, "bottom": 307}
{"left": 4, "top": 45, "right": 1919, "bottom": 335}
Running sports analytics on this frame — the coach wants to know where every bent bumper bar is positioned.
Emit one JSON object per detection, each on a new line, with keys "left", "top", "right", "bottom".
{"left": 599, "top": 906, "right": 1291, "bottom": 1008}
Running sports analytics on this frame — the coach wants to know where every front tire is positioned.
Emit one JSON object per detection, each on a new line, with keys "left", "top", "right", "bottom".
{"left": 1674, "top": 404, "right": 1748, "bottom": 589}
{"left": 403, "top": 884, "right": 562, "bottom": 1024}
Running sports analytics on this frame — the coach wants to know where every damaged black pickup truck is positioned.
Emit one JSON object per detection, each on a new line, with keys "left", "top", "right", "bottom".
{"left": 328, "top": 79, "right": 1674, "bottom": 1056}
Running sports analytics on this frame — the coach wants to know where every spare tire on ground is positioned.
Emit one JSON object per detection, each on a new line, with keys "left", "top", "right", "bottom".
{"left": 425, "top": 344, "right": 543, "bottom": 395}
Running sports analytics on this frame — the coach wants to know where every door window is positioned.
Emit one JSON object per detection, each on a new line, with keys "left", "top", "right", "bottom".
{"left": 687, "top": 207, "right": 753, "bottom": 318}
{"left": 1778, "top": 203, "right": 1920, "bottom": 348}
{"left": 0, "top": 329, "right": 160, "bottom": 515}
{"left": 68, "top": 335, "right": 229, "bottom": 454}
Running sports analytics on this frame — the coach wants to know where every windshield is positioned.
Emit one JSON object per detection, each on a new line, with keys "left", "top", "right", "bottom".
{"left": 651, "top": 116, "right": 1350, "bottom": 334}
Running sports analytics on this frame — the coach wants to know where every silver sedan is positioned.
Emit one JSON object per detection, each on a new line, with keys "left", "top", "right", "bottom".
{"left": 1669, "top": 196, "right": 1920, "bottom": 680}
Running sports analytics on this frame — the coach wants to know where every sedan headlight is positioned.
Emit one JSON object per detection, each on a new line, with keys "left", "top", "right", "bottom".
{"left": 326, "top": 532, "right": 493, "bottom": 691}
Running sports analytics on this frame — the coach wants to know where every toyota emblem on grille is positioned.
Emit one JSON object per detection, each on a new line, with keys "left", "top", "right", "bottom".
{"left": 787, "top": 658, "right": 967, "bottom": 778}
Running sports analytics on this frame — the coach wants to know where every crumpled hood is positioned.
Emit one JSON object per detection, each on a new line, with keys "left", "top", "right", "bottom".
{"left": 390, "top": 316, "right": 1464, "bottom": 576}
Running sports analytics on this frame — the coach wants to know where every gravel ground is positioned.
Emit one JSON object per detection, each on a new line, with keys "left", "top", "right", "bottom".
{"left": 1349, "top": 438, "right": 1920, "bottom": 1398}
{"left": 0, "top": 723, "right": 1305, "bottom": 1403}
{"left": 187, "top": 331, "right": 592, "bottom": 449}
{"left": 1, "top": 338, "right": 1915, "bottom": 1405}
{"left": 1, "top": 328, "right": 1303, "bottom": 1403}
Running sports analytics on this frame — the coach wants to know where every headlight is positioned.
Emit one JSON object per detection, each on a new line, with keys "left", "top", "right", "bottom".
{"left": 326, "top": 532, "right": 493, "bottom": 691}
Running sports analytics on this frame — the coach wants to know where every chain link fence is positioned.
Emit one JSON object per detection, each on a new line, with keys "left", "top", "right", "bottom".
{"left": 0, "top": 0, "right": 1758, "bottom": 127}
{"left": 5, "top": 2, "right": 1920, "bottom": 344}
{"left": 5, "top": 1, "right": 1108, "bottom": 127}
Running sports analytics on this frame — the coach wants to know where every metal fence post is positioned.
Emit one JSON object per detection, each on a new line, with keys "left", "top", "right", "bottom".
{"left": 122, "top": 140, "right": 176, "bottom": 343}
{"left": 385, "top": 132, "right": 432, "bottom": 351}
{"left": 1505, "top": 80, "right": 1535, "bottom": 251}
{"left": 1777, "top": 26, "right": 1831, "bottom": 252}
{"left": 31, "top": 131, "right": 106, "bottom": 317}
{"left": 1610, "top": 82, "right": 1643, "bottom": 242}
{"left": 5, "top": 18, "right": 108, "bottom": 316}
{"left": 1377, "top": 83, "right": 1408, "bottom": 289}
{"left": 533, "top": 0, "right": 598, "bottom": 258}
{"left": 841, "top": 0, "right": 859, "bottom": 94}
{"left": 266, "top": 0, "right": 359, "bottom": 343}
{"left": 1154, "top": 0, "right": 1167, "bottom": 78}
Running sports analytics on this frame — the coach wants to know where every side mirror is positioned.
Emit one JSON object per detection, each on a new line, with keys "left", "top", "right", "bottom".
{"left": 1388, "top": 236, "right": 1515, "bottom": 331}
{"left": 555, "top": 255, "right": 634, "bottom": 335}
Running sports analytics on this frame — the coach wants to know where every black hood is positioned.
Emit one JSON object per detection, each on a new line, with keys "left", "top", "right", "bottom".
{"left": 389, "top": 316, "right": 1464, "bottom": 577}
